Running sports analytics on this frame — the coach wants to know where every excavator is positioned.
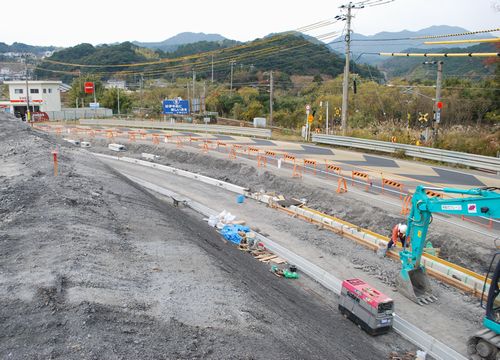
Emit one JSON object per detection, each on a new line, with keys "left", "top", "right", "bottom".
{"left": 396, "top": 185, "right": 500, "bottom": 359}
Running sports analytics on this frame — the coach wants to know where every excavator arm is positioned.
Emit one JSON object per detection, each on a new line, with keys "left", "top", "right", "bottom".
{"left": 397, "top": 185, "right": 500, "bottom": 304}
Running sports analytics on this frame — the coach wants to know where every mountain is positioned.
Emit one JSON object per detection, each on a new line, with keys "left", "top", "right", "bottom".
{"left": 36, "top": 34, "right": 382, "bottom": 83}
{"left": 133, "top": 32, "right": 227, "bottom": 52}
{"left": 0, "top": 42, "right": 57, "bottom": 55}
{"left": 379, "top": 43, "right": 498, "bottom": 79}
{"left": 329, "top": 25, "right": 497, "bottom": 65}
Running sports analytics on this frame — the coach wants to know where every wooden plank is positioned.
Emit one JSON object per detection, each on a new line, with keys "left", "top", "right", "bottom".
{"left": 259, "top": 255, "right": 278, "bottom": 262}
{"left": 270, "top": 257, "right": 286, "bottom": 264}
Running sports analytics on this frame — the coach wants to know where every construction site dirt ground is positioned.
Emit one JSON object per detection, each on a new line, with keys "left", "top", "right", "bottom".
{"left": 82, "top": 136, "right": 499, "bottom": 357}
{"left": 0, "top": 114, "right": 424, "bottom": 359}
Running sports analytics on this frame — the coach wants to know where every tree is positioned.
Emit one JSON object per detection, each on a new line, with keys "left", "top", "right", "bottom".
{"left": 67, "top": 76, "right": 104, "bottom": 107}
{"left": 101, "top": 88, "right": 132, "bottom": 114}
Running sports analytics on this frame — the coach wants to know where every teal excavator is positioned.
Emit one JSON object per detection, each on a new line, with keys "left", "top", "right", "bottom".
{"left": 397, "top": 185, "right": 500, "bottom": 359}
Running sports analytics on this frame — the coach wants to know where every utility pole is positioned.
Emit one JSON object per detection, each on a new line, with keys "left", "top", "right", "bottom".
{"left": 230, "top": 60, "right": 235, "bottom": 95}
{"left": 423, "top": 61, "right": 443, "bottom": 146}
{"left": 269, "top": 71, "right": 274, "bottom": 127}
{"left": 24, "top": 55, "right": 31, "bottom": 121}
{"left": 211, "top": 55, "right": 214, "bottom": 84}
{"left": 340, "top": 2, "right": 353, "bottom": 136}
{"left": 434, "top": 61, "right": 443, "bottom": 145}
{"left": 117, "top": 86, "right": 121, "bottom": 118}
{"left": 326, "top": 101, "right": 329, "bottom": 134}
{"left": 140, "top": 74, "right": 144, "bottom": 118}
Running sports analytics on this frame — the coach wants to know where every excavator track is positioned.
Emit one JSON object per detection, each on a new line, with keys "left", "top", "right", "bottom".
{"left": 467, "top": 328, "right": 500, "bottom": 359}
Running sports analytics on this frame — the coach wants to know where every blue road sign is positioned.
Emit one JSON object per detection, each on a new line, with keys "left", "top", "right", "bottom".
{"left": 162, "top": 98, "right": 189, "bottom": 115}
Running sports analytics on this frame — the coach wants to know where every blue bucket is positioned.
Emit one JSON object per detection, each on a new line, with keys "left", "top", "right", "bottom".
{"left": 236, "top": 195, "right": 245, "bottom": 204}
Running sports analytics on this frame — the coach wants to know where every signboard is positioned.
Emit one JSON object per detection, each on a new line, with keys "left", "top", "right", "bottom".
{"left": 305, "top": 104, "right": 311, "bottom": 111}
{"left": 84, "top": 82, "right": 94, "bottom": 94}
{"left": 308, "top": 114, "right": 314, "bottom": 123}
{"left": 435, "top": 109, "right": 441, "bottom": 123}
{"left": 162, "top": 98, "right": 189, "bottom": 115}
{"left": 89, "top": 102, "right": 100, "bottom": 109}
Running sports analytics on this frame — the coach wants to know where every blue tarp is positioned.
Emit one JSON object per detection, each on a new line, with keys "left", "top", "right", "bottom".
{"left": 220, "top": 224, "right": 250, "bottom": 244}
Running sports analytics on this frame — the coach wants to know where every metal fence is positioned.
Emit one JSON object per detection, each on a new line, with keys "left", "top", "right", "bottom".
{"left": 312, "top": 134, "right": 500, "bottom": 173}
{"left": 80, "top": 119, "right": 272, "bottom": 138}
{"left": 46, "top": 108, "right": 113, "bottom": 121}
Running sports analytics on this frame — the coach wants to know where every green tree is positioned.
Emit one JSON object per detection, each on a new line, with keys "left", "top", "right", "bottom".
{"left": 101, "top": 88, "right": 132, "bottom": 114}
{"left": 67, "top": 76, "right": 104, "bottom": 107}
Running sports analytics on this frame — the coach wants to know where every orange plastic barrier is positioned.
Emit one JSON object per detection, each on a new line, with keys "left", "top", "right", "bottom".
{"left": 337, "top": 177, "right": 348, "bottom": 193}
{"left": 303, "top": 159, "right": 317, "bottom": 175}
{"left": 257, "top": 155, "right": 267, "bottom": 167}
{"left": 283, "top": 153, "right": 296, "bottom": 163}
{"left": 248, "top": 147, "right": 260, "bottom": 157}
{"left": 201, "top": 141, "right": 209, "bottom": 153}
{"left": 461, "top": 215, "right": 494, "bottom": 229}
{"left": 190, "top": 137, "right": 199, "bottom": 144}
{"left": 216, "top": 140, "right": 226, "bottom": 147}
{"left": 265, "top": 150, "right": 276, "bottom": 159}
{"left": 351, "top": 171, "right": 371, "bottom": 191}
{"left": 176, "top": 137, "right": 184, "bottom": 148}
{"left": 106, "top": 131, "right": 115, "bottom": 141}
{"left": 164, "top": 134, "right": 172, "bottom": 143}
{"left": 128, "top": 132, "right": 137, "bottom": 142}
{"left": 292, "top": 162, "right": 303, "bottom": 178}
{"left": 87, "top": 130, "right": 96, "bottom": 138}
{"left": 55, "top": 128, "right": 62, "bottom": 136}
{"left": 325, "top": 162, "right": 342, "bottom": 176}
{"left": 152, "top": 134, "right": 160, "bottom": 145}
{"left": 229, "top": 146, "right": 237, "bottom": 160}
{"left": 401, "top": 195, "right": 412, "bottom": 215}
{"left": 381, "top": 178, "right": 405, "bottom": 199}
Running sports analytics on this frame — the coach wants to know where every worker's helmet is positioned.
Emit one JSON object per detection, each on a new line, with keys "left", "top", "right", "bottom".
{"left": 399, "top": 224, "right": 408, "bottom": 234}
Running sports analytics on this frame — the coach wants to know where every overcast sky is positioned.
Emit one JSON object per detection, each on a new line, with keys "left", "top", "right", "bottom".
{"left": 2, "top": 0, "right": 499, "bottom": 47}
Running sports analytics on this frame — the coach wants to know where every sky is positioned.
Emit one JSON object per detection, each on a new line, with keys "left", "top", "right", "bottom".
{"left": 2, "top": 0, "right": 499, "bottom": 47}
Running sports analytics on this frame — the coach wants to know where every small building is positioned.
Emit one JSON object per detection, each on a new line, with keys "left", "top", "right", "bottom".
{"left": 0, "top": 80, "right": 62, "bottom": 117}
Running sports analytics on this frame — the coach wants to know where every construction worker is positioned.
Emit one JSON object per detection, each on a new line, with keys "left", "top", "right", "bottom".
{"left": 387, "top": 223, "right": 407, "bottom": 251}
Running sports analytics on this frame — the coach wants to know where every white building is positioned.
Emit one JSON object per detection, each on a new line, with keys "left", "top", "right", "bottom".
{"left": 0, "top": 80, "right": 62, "bottom": 117}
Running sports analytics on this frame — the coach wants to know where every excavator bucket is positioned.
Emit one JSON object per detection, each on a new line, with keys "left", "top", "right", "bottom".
{"left": 396, "top": 268, "right": 437, "bottom": 305}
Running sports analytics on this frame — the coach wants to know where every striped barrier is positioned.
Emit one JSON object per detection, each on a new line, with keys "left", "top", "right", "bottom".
{"left": 128, "top": 132, "right": 137, "bottom": 142}
{"left": 216, "top": 141, "right": 227, "bottom": 151}
{"left": 425, "top": 189, "right": 444, "bottom": 198}
{"left": 351, "top": 171, "right": 371, "bottom": 191}
{"left": 248, "top": 147, "right": 260, "bottom": 157}
{"left": 152, "top": 134, "right": 160, "bottom": 145}
{"left": 303, "top": 159, "right": 317, "bottom": 175}
{"left": 265, "top": 150, "right": 277, "bottom": 159}
{"left": 283, "top": 153, "right": 296, "bottom": 163}
{"left": 382, "top": 178, "right": 405, "bottom": 199}
{"left": 325, "top": 162, "right": 342, "bottom": 176}
{"left": 189, "top": 137, "right": 199, "bottom": 144}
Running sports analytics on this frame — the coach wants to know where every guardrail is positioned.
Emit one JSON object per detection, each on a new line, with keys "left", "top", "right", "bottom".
{"left": 312, "top": 134, "right": 500, "bottom": 173}
{"left": 80, "top": 119, "right": 272, "bottom": 138}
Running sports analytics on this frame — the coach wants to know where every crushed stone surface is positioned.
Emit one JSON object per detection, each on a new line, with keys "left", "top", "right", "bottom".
{"left": 0, "top": 114, "right": 411, "bottom": 359}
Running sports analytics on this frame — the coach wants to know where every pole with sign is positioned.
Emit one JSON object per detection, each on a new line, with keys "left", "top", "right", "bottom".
{"left": 305, "top": 104, "right": 311, "bottom": 141}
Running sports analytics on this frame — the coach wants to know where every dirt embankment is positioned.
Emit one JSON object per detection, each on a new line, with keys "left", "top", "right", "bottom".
{"left": 94, "top": 140, "right": 497, "bottom": 274}
{"left": 1, "top": 115, "right": 401, "bottom": 359}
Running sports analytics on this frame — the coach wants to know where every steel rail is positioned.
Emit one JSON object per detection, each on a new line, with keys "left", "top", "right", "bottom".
{"left": 312, "top": 134, "right": 500, "bottom": 173}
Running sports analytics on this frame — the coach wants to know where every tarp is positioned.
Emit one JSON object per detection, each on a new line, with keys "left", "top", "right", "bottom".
{"left": 220, "top": 224, "right": 250, "bottom": 244}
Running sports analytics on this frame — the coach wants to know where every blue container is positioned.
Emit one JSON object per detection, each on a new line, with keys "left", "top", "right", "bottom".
{"left": 236, "top": 195, "right": 245, "bottom": 204}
